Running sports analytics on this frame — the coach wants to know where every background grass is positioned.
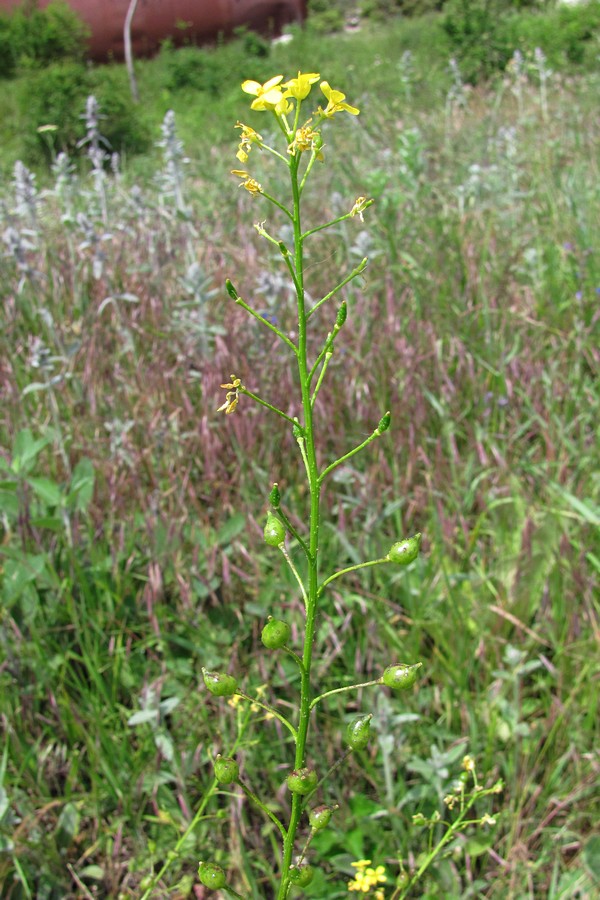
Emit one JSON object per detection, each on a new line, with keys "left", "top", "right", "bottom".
{"left": 1, "top": 7, "right": 599, "bottom": 900}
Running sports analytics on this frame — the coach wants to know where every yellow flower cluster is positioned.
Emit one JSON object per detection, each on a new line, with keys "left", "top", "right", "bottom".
{"left": 240, "top": 72, "right": 359, "bottom": 118}
{"left": 348, "top": 859, "right": 387, "bottom": 896}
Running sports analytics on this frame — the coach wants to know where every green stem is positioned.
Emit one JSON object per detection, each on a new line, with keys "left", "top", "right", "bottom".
{"left": 235, "top": 692, "right": 297, "bottom": 739}
{"left": 233, "top": 297, "right": 297, "bottom": 354}
{"left": 238, "top": 780, "right": 287, "bottom": 839}
{"left": 261, "top": 189, "right": 294, "bottom": 220}
{"left": 240, "top": 388, "right": 298, "bottom": 427}
{"left": 307, "top": 258, "right": 368, "bottom": 319}
{"left": 319, "top": 426, "right": 382, "bottom": 484}
{"left": 273, "top": 505, "right": 309, "bottom": 558}
{"left": 301, "top": 201, "right": 374, "bottom": 240}
{"left": 310, "top": 679, "right": 383, "bottom": 711}
{"left": 276, "top": 145, "right": 322, "bottom": 900}
{"left": 319, "top": 557, "right": 390, "bottom": 593}
{"left": 279, "top": 543, "right": 309, "bottom": 611}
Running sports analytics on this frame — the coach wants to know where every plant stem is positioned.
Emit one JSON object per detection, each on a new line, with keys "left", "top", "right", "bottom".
{"left": 276, "top": 148, "right": 322, "bottom": 900}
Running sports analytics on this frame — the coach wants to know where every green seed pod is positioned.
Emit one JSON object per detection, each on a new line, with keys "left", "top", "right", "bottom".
{"left": 346, "top": 714, "right": 372, "bottom": 750}
{"left": 377, "top": 410, "right": 391, "bottom": 434}
{"left": 202, "top": 667, "right": 238, "bottom": 697}
{"left": 198, "top": 861, "right": 226, "bottom": 890}
{"left": 387, "top": 533, "right": 422, "bottom": 565}
{"left": 396, "top": 870, "right": 410, "bottom": 890}
{"left": 292, "top": 422, "right": 303, "bottom": 440}
{"left": 225, "top": 279, "right": 239, "bottom": 300}
{"left": 261, "top": 618, "right": 291, "bottom": 650}
{"left": 336, "top": 301, "right": 347, "bottom": 327}
{"left": 308, "top": 804, "right": 334, "bottom": 831}
{"left": 264, "top": 512, "right": 285, "bottom": 546}
{"left": 382, "top": 663, "right": 421, "bottom": 691}
{"left": 287, "top": 767, "right": 318, "bottom": 795}
{"left": 289, "top": 864, "right": 315, "bottom": 887}
{"left": 269, "top": 483, "right": 281, "bottom": 508}
{"left": 214, "top": 755, "right": 239, "bottom": 784}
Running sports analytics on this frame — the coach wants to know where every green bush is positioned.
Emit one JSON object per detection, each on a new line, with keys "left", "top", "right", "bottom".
{"left": 443, "top": 0, "right": 516, "bottom": 82}
{"left": 307, "top": 0, "right": 345, "bottom": 33}
{"left": 165, "top": 30, "right": 272, "bottom": 95}
{"left": 20, "top": 62, "right": 150, "bottom": 163}
{"left": 513, "top": 2, "right": 600, "bottom": 66}
{"left": 0, "top": 16, "right": 16, "bottom": 78}
{"left": 4, "top": 0, "right": 88, "bottom": 73}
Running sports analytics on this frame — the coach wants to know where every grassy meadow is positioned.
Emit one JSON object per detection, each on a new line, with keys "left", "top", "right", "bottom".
{"left": 1, "top": 9, "right": 599, "bottom": 899}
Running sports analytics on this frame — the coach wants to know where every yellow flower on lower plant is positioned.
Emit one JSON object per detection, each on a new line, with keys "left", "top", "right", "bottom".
{"left": 235, "top": 122, "right": 263, "bottom": 163}
{"left": 230, "top": 170, "right": 263, "bottom": 195}
{"left": 218, "top": 375, "right": 243, "bottom": 415}
{"left": 242, "top": 75, "right": 284, "bottom": 110}
{"left": 348, "top": 860, "right": 387, "bottom": 894}
{"left": 283, "top": 71, "right": 320, "bottom": 100}
{"left": 318, "top": 81, "right": 360, "bottom": 118}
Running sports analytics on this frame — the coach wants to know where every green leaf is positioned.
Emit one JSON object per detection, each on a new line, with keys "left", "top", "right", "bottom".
{"left": 216, "top": 513, "right": 246, "bottom": 545}
{"left": 11, "top": 429, "right": 50, "bottom": 474}
{"left": 27, "top": 476, "right": 63, "bottom": 507}
{"left": 55, "top": 802, "right": 80, "bottom": 850}
{"left": 2, "top": 555, "right": 47, "bottom": 604}
{"left": 68, "top": 457, "right": 95, "bottom": 511}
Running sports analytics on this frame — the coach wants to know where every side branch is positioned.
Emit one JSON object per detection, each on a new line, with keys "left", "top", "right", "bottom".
{"left": 307, "top": 258, "right": 368, "bottom": 319}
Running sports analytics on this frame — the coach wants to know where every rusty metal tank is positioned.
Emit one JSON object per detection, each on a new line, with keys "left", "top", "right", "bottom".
{"left": 0, "top": 0, "right": 307, "bottom": 60}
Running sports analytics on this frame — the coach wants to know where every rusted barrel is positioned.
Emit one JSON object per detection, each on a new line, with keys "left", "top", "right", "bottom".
{"left": 0, "top": 0, "right": 307, "bottom": 60}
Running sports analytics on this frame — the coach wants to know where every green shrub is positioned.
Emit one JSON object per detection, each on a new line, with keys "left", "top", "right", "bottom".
{"left": 443, "top": 0, "right": 516, "bottom": 82}
{"left": 513, "top": 2, "right": 600, "bottom": 66}
{"left": 20, "top": 61, "right": 91, "bottom": 160}
{"left": 165, "top": 30, "right": 272, "bottom": 95}
{"left": 307, "top": 0, "right": 345, "bottom": 33}
{"left": 5, "top": 0, "right": 88, "bottom": 72}
{"left": 0, "top": 16, "right": 16, "bottom": 78}
{"left": 20, "top": 62, "right": 150, "bottom": 163}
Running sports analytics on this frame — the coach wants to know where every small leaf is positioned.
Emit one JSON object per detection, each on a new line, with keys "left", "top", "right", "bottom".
{"left": 127, "top": 709, "right": 157, "bottom": 726}
{"left": 27, "top": 477, "right": 63, "bottom": 507}
{"left": 55, "top": 802, "right": 79, "bottom": 849}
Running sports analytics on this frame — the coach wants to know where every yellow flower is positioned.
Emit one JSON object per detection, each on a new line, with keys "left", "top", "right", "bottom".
{"left": 350, "top": 196, "right": 369, "bottom": 221}
{"left": 218, "top": 375, "right": 243, "bottom": 414}
{"left": 235, "top": 122, "right": 263, "bottom": 163}
{"left": 288, "top": 119, "right": 323, "bottom": 158}
{"left": 318, "top": 81, "right": 360, "bottom": 118}
{"left": 282, "top": 71, "right": 320, "bottom": 100}
{"left": 230, "top": 169, "right": 263, "bottom": 195}
{"left": 462, "top": 755, "right": 476, "bottom": 772}
{"left": 242, "top": 75, "right": 285, "bottom": 110}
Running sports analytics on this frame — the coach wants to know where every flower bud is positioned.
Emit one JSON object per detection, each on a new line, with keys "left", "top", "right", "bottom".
{"left": 264, "top": 512, "right": 285, "bottom": 546}
{"left": 336, "top": 301, "right": 347, "bottom": 327}
{"left": 287, "top": 767, "right": 318, "bottom": 795}
{"left": 346, "top": 714, "right": 372, "bottom": 750}
{"left": 261, "top": 617, "right": 291, "bottom": 650}
{"left": 382, "top": 663, "right": 421, "bottom": 691}
{"left": 269, "top": 482, "right": 281, "bottom": 508}
{"left": 225, "top": 278, "right": 239, "bottom": 300}
{"left": 198, "top": 861, "right": 226, "bottom": 889}
{"left": 214, "top": 754, "right": 239, "bottom": 784}
{"left": 377, "top": 411, "right": 391, "bottom": 434}
{"left": 308, "top": 804, "right": 334, "bottom": 830}
{"left": 387, "top": 533, "right": 421, "bottom": 565}
{"left": 202, "top": 667, "right": 238, "bottom": 697}
{"left": 289, "top": 864, "right": 315, "bottom": 887}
